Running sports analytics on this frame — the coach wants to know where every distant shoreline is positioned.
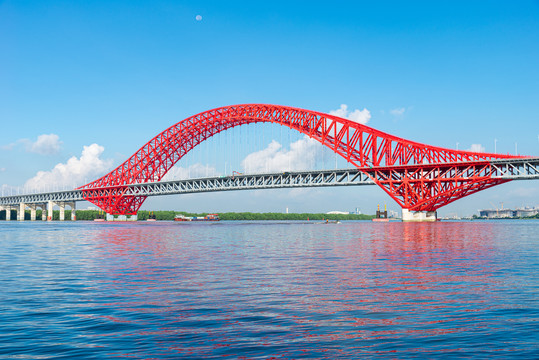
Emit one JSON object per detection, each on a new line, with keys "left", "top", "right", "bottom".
{"left": 4, "top": 209, "right": 539, "bottom": 221}
{"left": 129, "top": 211, "right": 375, "bottom": 221}
{"left": 0, "top": 209, "right": 376, "bottom": 221}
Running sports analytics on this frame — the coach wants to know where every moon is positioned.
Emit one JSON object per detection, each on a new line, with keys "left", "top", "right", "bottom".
{"left": 195, "top": 15, "right": 202, "bottom": 21}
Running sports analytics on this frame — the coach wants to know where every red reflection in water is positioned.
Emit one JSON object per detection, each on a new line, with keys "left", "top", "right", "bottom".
{"left": 82, "top": 221, "right": 513, "bottom": 358}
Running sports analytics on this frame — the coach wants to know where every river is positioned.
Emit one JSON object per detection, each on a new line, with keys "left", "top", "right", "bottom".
{"left": 1, "top": 220, "right": 537, "bottom": 359}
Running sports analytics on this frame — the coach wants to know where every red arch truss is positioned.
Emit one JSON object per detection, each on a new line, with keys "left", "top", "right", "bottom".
{"left": 78, "top": 104, "right": 523, "bottom": 214}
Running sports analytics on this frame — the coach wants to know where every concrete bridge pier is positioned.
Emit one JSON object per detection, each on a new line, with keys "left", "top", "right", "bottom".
{"left": 58, "top": 202, "right": 76, "bottom": 221}
{"left": 5, "top": 206, "right": 12, "bottom": 221}
{"left": 402, "top": 209, "right": 437, "bottom": 222}
{"left": 59, "top": 203, "right": 65, "bottom": 221}
{"left": 44, "top": 201, "right": 77, "bottom": 221}
{"left": 40, "top": 203, "right": 47, "bottom": 221}
{"left": 18, "top": 203, "right": 26, "bottom": 221}
{"left": 68, "top": 202, "right": 76, "bottom": 221}
{"left": 47, "top": 201, "right": 54, "bottom": 221}
{"left": 104, "top": 213, "right": 137, "bottom": 221}
{"left": 27, "top": 204, "right": 38, "bottom": 221}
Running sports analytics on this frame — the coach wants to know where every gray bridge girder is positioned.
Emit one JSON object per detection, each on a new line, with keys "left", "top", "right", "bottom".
{"left": 0, "top": 158, "right": 538, "bottom": 207}
{"left": 0, "top": 190, "right": 84, "bottom": 206}
{"left": 488, "top": 158, "right": 539, "bottom": 180}
{"left": 0, "top": 168, "right": 374, "bottom": 206}
{"left": 126, "top": 168, "right": 374, "bottom": 197}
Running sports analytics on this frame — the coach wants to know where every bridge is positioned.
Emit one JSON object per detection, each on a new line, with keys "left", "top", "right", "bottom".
{"left": 2, "top": 160, "right": 538, "bottom": 221}
{"left": 1, "top": 104, "right": 538, "bottom": 222}
{"left": 0, "top": 169, "right": 373, "bottom": 220}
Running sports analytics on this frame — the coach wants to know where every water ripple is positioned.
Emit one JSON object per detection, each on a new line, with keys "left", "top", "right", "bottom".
{"left": 0, "top": 220, "right": 537, "bottom": 358}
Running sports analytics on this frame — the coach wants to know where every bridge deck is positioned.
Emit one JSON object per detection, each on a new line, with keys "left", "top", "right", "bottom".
{"left": 0, "top": 168, "right": 373, "bottom": 206}
{"left": 1, "top": 158, "right": 538, "bottom": 206}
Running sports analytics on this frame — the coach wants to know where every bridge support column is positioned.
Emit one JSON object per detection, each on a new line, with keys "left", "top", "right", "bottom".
{"left": 47, "top": 201, "right": 54, "bottom": 221}
{"left": 18, "top": 203, "right": 26, "bottom": 221}
{"left": 402, "top": 209, "right": 437, "bottom": 222}
{"left": 6, "top": 206, "right": 12, "bottom": 221}
{"left": 69, "top": 202, "right": 76, "bottom": 221}
{"left": 59, "top": 203, "right": 65, "bottom": 221}
{"left": 40, "top": 203, "right": 47, "bottom": 221}
{"left": 28, "top": 204, "right": 37, "bottom": 221}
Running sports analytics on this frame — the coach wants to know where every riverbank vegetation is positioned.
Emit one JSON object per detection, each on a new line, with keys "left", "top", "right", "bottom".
{"left": 137, "top": 211, "right": 374, "bottom": 221}
{"left": 3, "top": 209, "right": 539, "bottom": 221}
{"left": 0, "top": 209, "right": 374, "bottom": 221}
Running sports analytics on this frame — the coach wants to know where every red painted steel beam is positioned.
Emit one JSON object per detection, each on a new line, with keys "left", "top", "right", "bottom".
{"left": 78, "top": 104, "right": 526, "bottom": 215}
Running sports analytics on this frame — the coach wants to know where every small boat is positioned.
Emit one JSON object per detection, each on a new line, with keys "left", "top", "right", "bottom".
{"left": 318, "top": 219, "right": 340, "bottom": 224}
{"left": 174, "top": 214, "right": 220, "bottom": 222}
{"left": 174, "top": 214, "right": 191, "bottom": 222}
{"left": 147, "top": 211, "right": 157, "bottom": 221}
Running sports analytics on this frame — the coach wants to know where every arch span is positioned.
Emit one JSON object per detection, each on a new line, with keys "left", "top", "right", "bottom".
{"left": 79, "top": 104, "right": 523, "bottom": 214}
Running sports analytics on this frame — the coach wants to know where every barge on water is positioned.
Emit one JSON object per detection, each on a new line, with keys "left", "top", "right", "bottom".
{"left": 174, "top": 214, "right": 220, "bottom": 222}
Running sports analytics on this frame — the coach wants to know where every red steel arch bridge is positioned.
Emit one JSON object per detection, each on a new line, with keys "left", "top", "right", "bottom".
{"left": 1, "top": 104, "right": 538, "bottom": 221}
{"left": 78, "top": 104, "right": 536, "bottom": 221}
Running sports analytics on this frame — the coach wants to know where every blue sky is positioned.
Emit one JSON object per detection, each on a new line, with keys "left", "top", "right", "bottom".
{"left": 1, "top": 0, "right": 538, "bottom": 216}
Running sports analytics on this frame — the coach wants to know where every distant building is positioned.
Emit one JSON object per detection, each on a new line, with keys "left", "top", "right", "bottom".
{"left": 478, "top": 207, "right": 538, "bottom": 218}
{"left": 326, "top": 211, "right": 349, "bottom": 215}
{"left": 515, "top": 208, "right": 539, "bottom": 217}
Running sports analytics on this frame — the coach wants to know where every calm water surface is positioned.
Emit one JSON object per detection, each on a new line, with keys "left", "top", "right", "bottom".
{"left": 1, "top": 220, "right": 538, "bottom": 359}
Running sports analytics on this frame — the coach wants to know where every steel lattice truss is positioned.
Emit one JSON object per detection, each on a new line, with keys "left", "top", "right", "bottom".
{"left": 488, "top": 158, "right": 539, "bottom": 179}
{"left": 77, "top": 104, "right": 530, "bottom": 214}
{"left": 0, "top": 190, "right": 84, "bottom": 206}
{"left": 0, "top": 169, "right": 373, "bottom": 206}
{"left": 369, "top": 162, "right": 510, "bottom": 211}
{"left": 2, "top": 159, "right": 538, "bottom": 207}
{"left": 123, "top": 168, "right": 373, "bottom": 196}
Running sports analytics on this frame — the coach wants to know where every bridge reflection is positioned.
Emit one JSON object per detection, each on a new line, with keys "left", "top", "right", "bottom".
{"left": 77, "top": 220, "right": 515, "bottom": 358}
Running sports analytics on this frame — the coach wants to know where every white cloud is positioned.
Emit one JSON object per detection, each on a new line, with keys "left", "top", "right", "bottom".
{"left": 241, "top": 137, "right": 327, "bottom": 173}
{"left": 1, "top": 133, "right": 62, "bottom": 155}
{"left": 329, "top": 104, "right": 371, "bottom": 125}
{"left": 468, "top": 144, "right": 485, "bottom": 153}
{"left": 27, "top": 134, "right": 62, "bottom": 155}
{"left": 24, "top": 144, "right": 113, "bottom": 190}
{"left": 0, "top": 168, "right": 5, "bottom": 172}
{"left": 390, "top": 107, "right": 406, "bottom": 116}
{"left": 163, "top": 163, "right": 218, "bottom": 180}
{"left": 0, "top": 142, "right": 17, "bottom": 151}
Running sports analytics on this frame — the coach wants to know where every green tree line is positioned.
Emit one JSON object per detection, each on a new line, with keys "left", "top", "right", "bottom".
{"left": 138, "top": 210, "right": 374, "bottom": 221}
{"left": 0, "top": 209, "right": 374, "bottom": 221}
